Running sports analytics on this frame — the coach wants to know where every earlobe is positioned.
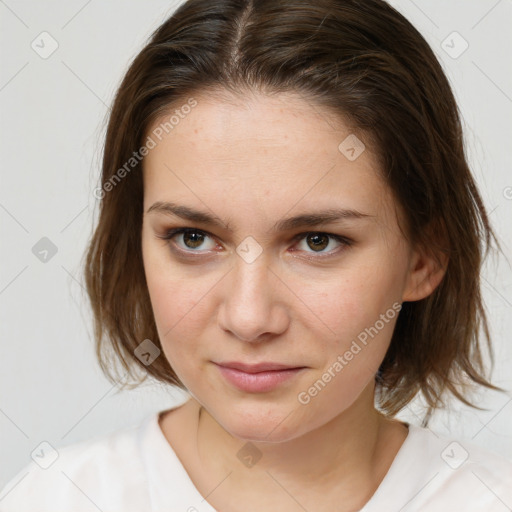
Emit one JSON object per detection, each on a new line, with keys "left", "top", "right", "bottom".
{"left": 402, "top": 247, "right": 448, "bottom": 302}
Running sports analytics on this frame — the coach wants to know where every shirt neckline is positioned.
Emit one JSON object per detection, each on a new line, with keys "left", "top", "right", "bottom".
{"left": 358, "top": 422, "right": 426, "bottom": 511}
{"left": 140, "top": 406, "right": 424, "bottom": 512}
{"left": 139, "top": 405, "right": 218, "bottom": 511}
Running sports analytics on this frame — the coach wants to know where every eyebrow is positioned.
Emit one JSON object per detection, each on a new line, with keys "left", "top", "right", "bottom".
{"left": 145, "top": 201, "right": 373, "bottom": 232}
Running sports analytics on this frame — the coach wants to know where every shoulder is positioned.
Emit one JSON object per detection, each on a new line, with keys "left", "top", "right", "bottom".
{"left": 399, "top": 424, "right": 512, "bottom": 511}
{"left": 0, "top": 416, "right": 153, "bottom": 512}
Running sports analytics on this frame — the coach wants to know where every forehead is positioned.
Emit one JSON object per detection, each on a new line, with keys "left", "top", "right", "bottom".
{"left": 142, "top": 90, "right": 394, "bottom": 228}
{"left": 146, "top": 89, "right": 365, "bottom": 161}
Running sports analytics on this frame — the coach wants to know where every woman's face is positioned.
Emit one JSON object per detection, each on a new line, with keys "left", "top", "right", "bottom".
{"left": 141, "top": 90, "right": 421, "bottom": 442}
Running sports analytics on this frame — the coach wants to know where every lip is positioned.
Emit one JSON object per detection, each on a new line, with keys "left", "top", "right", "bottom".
{"left": 213, "top": 361, "right": 306, "bottom": 393}
{"left": 215, "top": 361, "right": 303, "bottom": 373}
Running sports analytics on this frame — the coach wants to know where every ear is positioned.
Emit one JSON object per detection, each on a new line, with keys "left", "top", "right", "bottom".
{"left": 402, "top": 243, "right": 448, "bottom": 302}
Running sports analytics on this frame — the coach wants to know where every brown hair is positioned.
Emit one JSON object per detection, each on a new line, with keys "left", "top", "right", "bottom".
{"left": 83, "top": 0, "right": 504, "bottom": 425}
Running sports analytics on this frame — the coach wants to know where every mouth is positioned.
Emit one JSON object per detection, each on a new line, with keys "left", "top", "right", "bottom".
{"left": 213, "top": 361, "right": 307, "bottom": 393}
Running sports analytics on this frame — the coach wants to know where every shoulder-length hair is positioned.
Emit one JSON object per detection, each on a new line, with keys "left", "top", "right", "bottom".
{"left": 83, "top": 0, "right": 503, "bottom": 425}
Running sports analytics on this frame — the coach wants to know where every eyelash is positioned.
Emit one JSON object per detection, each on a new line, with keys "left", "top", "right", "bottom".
{"left": 156, "top": 227, "right": 353, "bottom": 260}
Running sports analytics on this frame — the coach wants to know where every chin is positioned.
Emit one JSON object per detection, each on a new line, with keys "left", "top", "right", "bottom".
{"left": 225, "top": 420, "right": 299, "bottom": 444}
{"left": 211, "top": 397, "right": 309, "bottom": 443}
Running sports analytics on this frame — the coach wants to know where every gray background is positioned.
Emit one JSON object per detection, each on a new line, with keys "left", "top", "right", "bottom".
{"left": 1, "top": 0, "right": 511, "bottom": 489}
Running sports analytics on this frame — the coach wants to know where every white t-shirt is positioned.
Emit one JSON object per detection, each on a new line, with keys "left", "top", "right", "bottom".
{"left": 1, "top": 408, "right": 511, "bottom": 512}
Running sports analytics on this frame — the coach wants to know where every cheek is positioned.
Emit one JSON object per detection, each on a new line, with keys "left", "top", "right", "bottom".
{"left": 148, "top": 280, "right": 207, "bottom": 392}
{"left": 304, "top": 264, "right": 400, "bottom": 340}
{"left": 147, "top": 278, "right": 207, "bottom": 350}
{"left": 295, "top": 285, "right": 399, "bottom": 426}
{"left": 147, "top": 277, "right": 201, "bottom": 330}
{"left": 300, "top": 258, "right": 403, "bottom": 388}
{"left": 142, "top": 235, "right": 213, "bottom": 333}
{"left": 142, "top": 251, "right": 207, "bottom": 365}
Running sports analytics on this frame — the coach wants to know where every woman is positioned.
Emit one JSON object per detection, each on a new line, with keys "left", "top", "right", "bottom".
{"left": 1, "top": 0, "right": 511, "bottom": 510}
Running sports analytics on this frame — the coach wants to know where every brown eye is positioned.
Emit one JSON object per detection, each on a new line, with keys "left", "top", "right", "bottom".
{"left": 182, "top": 230, "right": 206, "bottom": 249}
{"left": 290, "top": 231, "right": 353, "bottom": 260}
{"left": 305, "top": 233, "right": 330, "bottom": 252}
{"left": 157, "top": 228, "right": 217, "bottom": 253}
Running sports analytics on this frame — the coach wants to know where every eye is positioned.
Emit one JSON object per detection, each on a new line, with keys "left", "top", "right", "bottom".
{"left": 291, "top": 231, "right": 352, "bottom": 258}
{"left": 156, "top": 227, "right": 352, "bottom": 259}
{"left": 156, "top": 228, "right": 218, "bottom": 253}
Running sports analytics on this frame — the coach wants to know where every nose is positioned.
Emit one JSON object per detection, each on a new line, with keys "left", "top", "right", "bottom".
{"left": 217, "top": 255, "right": 289, "bottom": 343}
